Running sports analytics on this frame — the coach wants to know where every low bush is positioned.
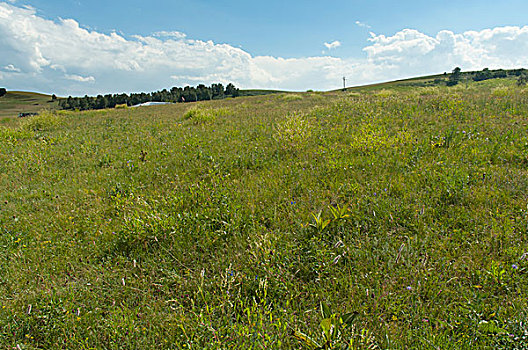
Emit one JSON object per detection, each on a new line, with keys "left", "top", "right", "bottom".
{"left": 183, "top": 106, "right": 231, "bottom": 124}
{"left": 19, "top": 111, "right": 62, "bottom": 132}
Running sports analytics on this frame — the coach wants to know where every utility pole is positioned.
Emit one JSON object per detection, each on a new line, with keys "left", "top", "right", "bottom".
{"left": 342, "top": 76, "right": 346, "bottom": 91}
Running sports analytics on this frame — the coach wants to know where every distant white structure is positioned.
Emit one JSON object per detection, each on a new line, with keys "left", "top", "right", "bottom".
{"left": 130, "top": 102, "right": 172, "bottom": 108}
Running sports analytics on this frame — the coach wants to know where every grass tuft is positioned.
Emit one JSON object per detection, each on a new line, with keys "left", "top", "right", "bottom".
{"left": 183, "top": 106, "right": 231, "bottom": 124}
{"left": 281, "top": 94, "right": 304, "bottom": 101}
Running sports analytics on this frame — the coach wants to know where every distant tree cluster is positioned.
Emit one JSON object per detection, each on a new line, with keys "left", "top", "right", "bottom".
{"left": 443, "top": 67, "right": 527, "bottom": 87}
{"left": 446, "top": 67, "right": 462, "bottom": 86}
{"left": 472, "top": 68, "right": 507, "bottom": 82}
{"left": 0, "top": 88, "right": 6, "bottom": 97}
{"left": 58, "top": 83, "right": 240, "bottom": 111}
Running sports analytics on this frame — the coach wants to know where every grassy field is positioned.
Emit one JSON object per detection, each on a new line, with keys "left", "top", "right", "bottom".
{"left": 0, "top": 91, "right": 60, "bottom": 123}
{"left": 1, "top": 79, "right": 528, "bottom": 348}
{"left": 239, "top": 89, "right": 287, "bottom": 97}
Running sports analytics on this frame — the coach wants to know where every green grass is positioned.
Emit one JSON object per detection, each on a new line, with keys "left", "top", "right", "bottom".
{"left": 238, "top": 89, "right": 286, "bottom": 97}
{"left": 343, "top": 72, "right": 521, "bottom": 94}
{"left": 1, "top": 82, "right": 528, "bottom": 348}
{"left": 0, "top": 91, "right": 60, "bottom": 122}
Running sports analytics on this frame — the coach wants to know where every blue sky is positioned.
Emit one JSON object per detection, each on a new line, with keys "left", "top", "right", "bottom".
{"left": 1, "top": 0, "right": 528, "bottom": 94}
{"left": 20, "top": 0, "right": 528, "bottom": 57}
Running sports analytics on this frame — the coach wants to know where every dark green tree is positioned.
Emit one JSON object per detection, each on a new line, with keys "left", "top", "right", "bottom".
{"left": 196, "top": 84, "right": 211, "bottom": 100}
{"left": 211, "top": 83, "right": 225, "bottom": 99}
{"left": 57, "top": 83, "right": 239, "bottom": 110}
{"left": 95, "top": 95, "right": 107, "bottom": 109}
{"left": 79, "top": 96, "right": 89, "bottom": 110}
{"left": 473, "top": 68, "right": 492, "bottom": 82}
{"left": 225, "top": 83, "right": 239, "bottom": 97}
{"left": 447, "top": 67, "right": 461, "bottom": 86}
{"left": 0, "top": 88, "right": 6, "bottom": 97}
{"left": 493, "top": 69, "right": 507, "bottom": 78}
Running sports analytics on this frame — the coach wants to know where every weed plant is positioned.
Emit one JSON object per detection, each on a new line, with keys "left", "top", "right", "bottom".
{"left": 281, "top": 94, "right": 304, "bottom": 102}
{"left": 183, "top": 106, "right": 232, "bottom": 124}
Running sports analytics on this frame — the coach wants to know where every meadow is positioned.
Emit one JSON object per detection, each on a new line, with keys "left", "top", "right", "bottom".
{"left": 1, "top": 79, "right": 528, "bottom": 348}
{"left": 0, "top": 91, "right": 59, "bottom": 121}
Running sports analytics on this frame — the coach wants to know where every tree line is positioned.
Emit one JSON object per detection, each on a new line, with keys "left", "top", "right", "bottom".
{"left": 58, "top": 83, "right": 240, "bottom": 111}
{"left": 444, "top": 67, "right": 527, "bottom": 86}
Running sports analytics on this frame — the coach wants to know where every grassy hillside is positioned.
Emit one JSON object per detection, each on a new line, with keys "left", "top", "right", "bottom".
{"left": 342, "top": 69, "right": 524, "bottom": 93}
{"left": 239, "top": 89, "right": 286, "bottom": 96}
{"left": 1, "top": 82, "right": 528, "bottom": 348}
{"left": 0, "top": 91, "right": 60, "bottom": 122}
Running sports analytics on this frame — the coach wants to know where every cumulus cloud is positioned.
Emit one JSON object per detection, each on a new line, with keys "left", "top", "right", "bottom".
{"left": 1, "top": 2, "right": 528, "bottom": 95}
{"left": 65, "top": 74, "right": 95, "bottom": 82}
{"left": 153, "top": 31, "right": 187, "bottom": 39}
{"left": 363, "top": 27, "right": 528, "bottom": 78}
{"left": 3, "top": 64, "right": 20, "bottom": 72}
{"left": 355, "top": 21, "right": 371, "bottom": 29}
{"left": 324, "top": 41, "right": 341, "bottom": 50}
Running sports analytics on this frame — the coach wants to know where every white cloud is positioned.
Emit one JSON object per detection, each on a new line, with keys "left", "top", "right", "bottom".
{"left": 153, "top": 31, "right": 187, "bottom": 39}
{"left": 1, "top": 2, "right": 528, "bottom": 95}
{"left": 363, "top": 27, "right": 528, "bottom": 78}
{"left": 3, "top": 64, "right": 20, "bottom": 72}
{"left": 324, "top": 41, "right": 341, "bottom": 50}
{"left": 65, "top": 74, "right": 95, "bottom": 82}
{"left": 355, "top": 21, "right": 371, "bottom": 29}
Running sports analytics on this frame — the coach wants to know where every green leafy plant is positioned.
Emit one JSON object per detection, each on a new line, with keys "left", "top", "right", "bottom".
{"left": 293, "top": 302, "right": 372, "bottom": 349}
{"left": 486, "top": 260, "right": 506, "bottom": 285}
{"left": 310, "top": 211, "right": 331, "bottom": 232}
{"left": 329, "top": 204, "right": 350, "bottom": 221}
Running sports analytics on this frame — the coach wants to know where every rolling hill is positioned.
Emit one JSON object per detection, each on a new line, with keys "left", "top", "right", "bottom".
{"left": 1, "top": 76, "right": 527, "bottom": 348}
{"left": 0, "top": 91, "right": 60, "bottom": 120}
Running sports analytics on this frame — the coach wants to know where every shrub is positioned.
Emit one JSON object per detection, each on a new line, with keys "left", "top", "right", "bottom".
{"left": 281, "top": 94, "right": 303, "bottom": 102}
{"left": 375, "top": 89, "right": 395, "bottom": 97}
{"left": 183, "top": 107, "right": 231, "bottom": 124}
{"left": 20, "top": 111, "right": 62, "bottom": 132}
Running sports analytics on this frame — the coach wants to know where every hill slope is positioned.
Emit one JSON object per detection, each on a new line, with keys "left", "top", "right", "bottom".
{"left": 0, "top": 91, "right": 59, "bottom": 120}
{"left": 1, "top": 83, "right": 528, "bottom": 348}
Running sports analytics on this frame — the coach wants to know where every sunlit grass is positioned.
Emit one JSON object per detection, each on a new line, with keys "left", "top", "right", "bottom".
{"left": 1, "top": 80, "right": 528, "bottom": 348}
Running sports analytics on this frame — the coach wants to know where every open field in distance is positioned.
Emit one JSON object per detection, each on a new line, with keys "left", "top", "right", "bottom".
{"left": 0, "top": 91, "right": 60, "bottom": 122}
